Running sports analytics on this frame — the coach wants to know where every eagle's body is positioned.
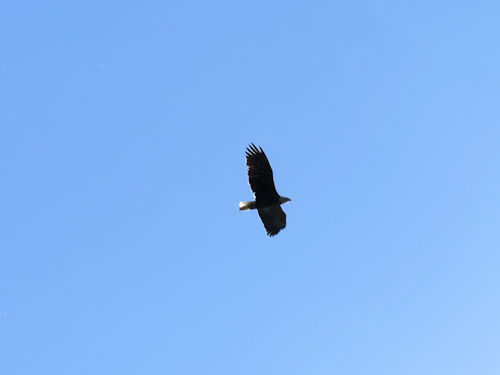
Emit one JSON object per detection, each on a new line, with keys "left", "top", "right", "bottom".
{"left": 239, "top": 143, "right": 291, "bottom": 236}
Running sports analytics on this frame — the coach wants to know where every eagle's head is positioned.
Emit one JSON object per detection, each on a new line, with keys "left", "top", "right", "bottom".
{"left": 279, "top": 196, "right": 291, "bottom": 205}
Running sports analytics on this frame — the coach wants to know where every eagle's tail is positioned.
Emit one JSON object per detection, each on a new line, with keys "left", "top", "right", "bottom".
{"left": 239, "top": 201, "right": 256, "bottom": 210}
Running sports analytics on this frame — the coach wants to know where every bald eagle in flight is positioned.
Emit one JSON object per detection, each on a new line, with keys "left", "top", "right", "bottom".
{"left": 239, "top": 143, "right": 291, "bottom": 236}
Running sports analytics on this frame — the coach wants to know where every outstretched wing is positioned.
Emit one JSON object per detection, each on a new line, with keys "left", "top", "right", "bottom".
{"left": 245, "top": 143, "right": 280, "bottom": 205}
{"left": 257, "top": 206, "right": 286, "bottom": 236}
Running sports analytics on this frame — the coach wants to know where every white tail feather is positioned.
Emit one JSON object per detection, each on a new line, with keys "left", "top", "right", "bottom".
{"left": 239, "top": 201, "right": 256, "bottom": 210}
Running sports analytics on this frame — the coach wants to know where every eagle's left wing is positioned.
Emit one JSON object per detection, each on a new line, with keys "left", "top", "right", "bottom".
{"left": 257, "top": 205, "right": 286, "bottom": 236}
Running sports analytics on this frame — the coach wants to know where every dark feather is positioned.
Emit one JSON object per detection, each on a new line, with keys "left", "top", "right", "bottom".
{"left": 258, "top": 206, "right": 287, "bottom": 236}
{"left": 245, "top": 143, "right": 280, "bottom": 206}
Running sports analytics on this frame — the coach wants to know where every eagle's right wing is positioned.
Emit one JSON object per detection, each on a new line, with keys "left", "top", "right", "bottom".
{"left": 246, "top": 143, "right": 280, "bottom": 205}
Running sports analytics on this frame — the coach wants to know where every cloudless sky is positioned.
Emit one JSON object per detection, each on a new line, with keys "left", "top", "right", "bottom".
{"left": 2, "top": 1, "right": 500, "bottom": 374}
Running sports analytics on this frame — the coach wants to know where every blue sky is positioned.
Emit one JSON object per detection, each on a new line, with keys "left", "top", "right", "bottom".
{"left": 2, "top": 1, "right": 500, "bottom": 374}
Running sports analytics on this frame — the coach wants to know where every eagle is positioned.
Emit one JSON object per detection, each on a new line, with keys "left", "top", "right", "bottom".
{"left": 239, "top": 143, "right": 291, "bottom": 236}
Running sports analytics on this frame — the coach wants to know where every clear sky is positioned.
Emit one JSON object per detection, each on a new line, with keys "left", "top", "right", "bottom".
{"left": 2, "top": 1, "right": 500, "bottom": 374}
